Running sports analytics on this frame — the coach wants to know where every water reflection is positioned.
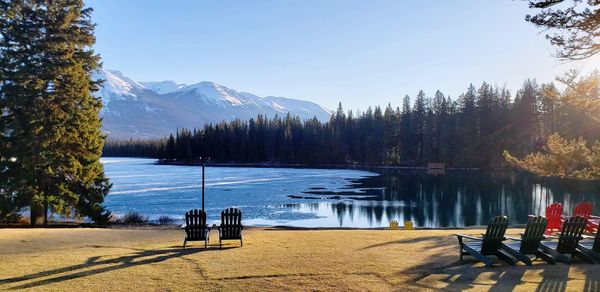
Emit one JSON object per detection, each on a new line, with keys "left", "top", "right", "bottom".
{"left": 5, "top": 158, "right": 600, "bottom": 228}
{"left": 290, "top": 170, "right": 600, "bottom": 228}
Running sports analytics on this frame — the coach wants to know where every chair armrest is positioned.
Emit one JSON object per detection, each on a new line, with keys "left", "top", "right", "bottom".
{"left": 456, "top": 234, "right": 483, "bottom": 241}
{"left": 506, "top": 236, "right": 522, "bottom": 241}
{"left": 582, "top": 234, "right": 595, "bottom": 239}
{"left": 544, "top": 235, "right": 559, "bottom": 240}
{"left": 590, "top": 215, "right": 600, "bottom": 219}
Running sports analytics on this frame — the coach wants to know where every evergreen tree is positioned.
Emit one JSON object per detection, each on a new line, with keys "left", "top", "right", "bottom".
{"left": 0, "top": 0, "right": 110, "bottom": 225}
{"left": 458, "top": 84, "right": 478, "bottom": 167}
{"left": 412, "top": 91, "right": 427, "bottom": 164}
{"left": 399, "top": 95, "right": 413, "bottom": 164}
{"left": 526, "top": 0, "right": 600, "bottom": 60}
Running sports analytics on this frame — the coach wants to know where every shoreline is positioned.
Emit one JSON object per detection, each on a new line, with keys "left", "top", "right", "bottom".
{"left": 154, "top": 158, "right": 484, "bottom": 171}
{"left": 101, "top": 156, "right": 485, "bottom": 171}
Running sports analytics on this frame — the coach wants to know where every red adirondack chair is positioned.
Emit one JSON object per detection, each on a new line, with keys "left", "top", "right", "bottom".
{"left": 562, "top": 202, "right": 599, "bottom": 234}
{"left": 545, "top": 203, "right": 564, "bottom": 235}
{"left": 578, "top": 203, "right": 600, "bottom": 234}
{"left": 530, "top": 203, "right": 563, "bottom": 235}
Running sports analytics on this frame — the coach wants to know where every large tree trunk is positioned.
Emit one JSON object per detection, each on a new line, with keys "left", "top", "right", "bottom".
{"left": 30, "top": 203, "right": 45, "bottom": 226}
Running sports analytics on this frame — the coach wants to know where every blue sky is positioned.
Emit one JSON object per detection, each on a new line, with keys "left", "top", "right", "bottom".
{"left": 87, "top": 0, "right": 600, "bottom": 110}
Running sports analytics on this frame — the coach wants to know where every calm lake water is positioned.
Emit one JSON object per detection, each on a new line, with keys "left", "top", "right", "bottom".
{"left": 102, "top": 158, "right": 600, "bottom": 228}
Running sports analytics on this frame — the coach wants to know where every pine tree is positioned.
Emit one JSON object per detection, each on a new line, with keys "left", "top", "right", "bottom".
{"left": 400, "top": 95, "right": 413, "bottom": 164}
{"left": 412, "top": 91, "right": 427, "bottom": 164}
{"left": 458, "top": 84, "right": 478, "bottom": 167}
{"left": 0, "top": 0, "right": 110, "bottom": 225}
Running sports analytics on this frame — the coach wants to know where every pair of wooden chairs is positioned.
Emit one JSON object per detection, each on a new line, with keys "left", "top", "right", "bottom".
{"left": 533, "top": 202, "right": 599, "bottom": 234}
{"left": 457, "top": 215, "right": 600, "bottom": 267}
{"left": 182, "top": 208, "right": 243, "bottom": 249}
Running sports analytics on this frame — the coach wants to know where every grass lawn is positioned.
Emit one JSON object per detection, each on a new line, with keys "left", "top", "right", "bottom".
{"left": 0, "top": 227, "right": 598, "bottom": 291}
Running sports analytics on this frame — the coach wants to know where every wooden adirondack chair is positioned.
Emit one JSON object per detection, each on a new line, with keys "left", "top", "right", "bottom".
{"left": 540, "top": 216, "right": 594, "bottom": 264}
{"left": 501, "top": 216, "right": 555, "bottom": 265}
{"left": 545, "top": 203, "right": 564, "bottom": 235}
{"left": 456, "top": 216, "right": 516, "bottom": 267}
{"left": 578, "top": 225, "right": 600, "bottom": 262}
{"left": 218, "top": 208, "right": 243, "bottom": 248}
{"left": 182, "top": 209, "right": 210, "bottom": 249}
{"left": 562, "top": 202, "right": 598, "bottom": 234}
{"left": 573, "top": 202, "right": 600, "bottom": 234}
{"left": 529, "top": 203, "right": 563, "bottom": 235}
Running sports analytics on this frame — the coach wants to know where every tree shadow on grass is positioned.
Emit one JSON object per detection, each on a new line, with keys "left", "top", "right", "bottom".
{"left": 0, "top": 245, "right": 220, "bottom": 290}
{"left": 358, "top": 236, "right": 444, "bottom": 251}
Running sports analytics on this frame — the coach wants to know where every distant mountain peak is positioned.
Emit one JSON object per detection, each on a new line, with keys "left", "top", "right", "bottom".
{"left": 173, "top": 81, "right": 247, "bottom": 106}
{"left": 105, "top": 70, "right": 145, "bottom": 90}
{"left": 97, "top": 69, "right": 332, "bottom": 139}
{"left": 140, "top": 80, "right": 186, "bottom": 95}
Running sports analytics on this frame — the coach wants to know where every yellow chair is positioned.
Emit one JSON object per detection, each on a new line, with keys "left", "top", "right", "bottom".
{"left": 404, "top": 220, "right": 414, "bottom": 230}
{"left": 389, "top": 220, "right": 399, "bottom": 230}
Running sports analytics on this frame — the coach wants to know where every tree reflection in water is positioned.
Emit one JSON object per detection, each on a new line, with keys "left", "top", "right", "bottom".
{"left": 317, "top": 170, "right": 600, "bottom": 227}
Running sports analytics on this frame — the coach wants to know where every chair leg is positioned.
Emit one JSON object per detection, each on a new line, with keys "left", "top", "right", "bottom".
{"left": 240, "top": 238, "right": 243, "bottom": 247}
{"left": 502, "top": 244, "right": 532, "bottom": 266}
{"left": 183, "top": 239, "right": 187, "bottom": 249}
{"left": 544, "top": 247, "right": 571, "bottom": 264}
{"left": 462, "top": 244, "right": 493, "bottom": 267}
{"left": 535, "top": 250, "right": 556, "bottom": 265}
{"left": 560, "top": 255, "right": 571, "bottom": 264}
{"left": 574, "top": 250, "right": 595, "bottom": 264}
{"left": 457, "top": 237, "right": 464, "bottom": 261}
{"left": 496, "top": 250, "right": 517, "bottom": 266}
{"left": 555, "top": 253, "right": 571, "bottom": 264}
{"left": 582, "top": 248, "right": 600, "bottom": 261}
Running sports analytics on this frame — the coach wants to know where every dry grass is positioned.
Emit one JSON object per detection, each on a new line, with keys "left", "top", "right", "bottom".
{"left": 0, "top": 227, "right": 598, "bottom": 291}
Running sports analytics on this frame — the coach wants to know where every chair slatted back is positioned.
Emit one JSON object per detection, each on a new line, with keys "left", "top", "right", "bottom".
{"left": 557, "top": 216, "right": 586, "bottom": 254}
{"left": 185, "top": 209, "right": 208, "bottom": 240}
{"left": 221, "top": 208, "right": 242, "bottom": 240}
{"left": 546, "top": 203, "right": 563, "bottom": 230}
{"left": 520, "top": 216, "right": 548, "bottom": 253}
{"left": 594, "top": 226, "right": 600, "bottom": 253}
{"left": 573, "top": 202, "right": 592, "bottom": 219}
{"left": 481, "top": 216, "right": 509, "bottom": 254}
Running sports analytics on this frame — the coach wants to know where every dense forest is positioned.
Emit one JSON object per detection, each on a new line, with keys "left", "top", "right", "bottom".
{"left": 103, "top": 79, "right": 600, "bottom": 168}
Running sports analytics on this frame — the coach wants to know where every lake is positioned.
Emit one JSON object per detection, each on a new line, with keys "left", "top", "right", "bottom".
{"left": 102, "top": 158, "right": 600, "bottom": 228}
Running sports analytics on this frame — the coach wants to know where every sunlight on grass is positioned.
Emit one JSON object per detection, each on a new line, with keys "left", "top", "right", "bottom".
{"left": 0, "top": 228, "right": 598, "bottom": 291}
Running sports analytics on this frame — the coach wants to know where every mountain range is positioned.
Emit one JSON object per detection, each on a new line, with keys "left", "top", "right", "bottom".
{"left": 94, "top": 69, "right": 332, "bottom": 139}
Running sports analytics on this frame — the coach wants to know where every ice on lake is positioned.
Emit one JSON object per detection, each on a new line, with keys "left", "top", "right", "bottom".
{"left": 102, "top": 158, "right": 381, "bottom": 227}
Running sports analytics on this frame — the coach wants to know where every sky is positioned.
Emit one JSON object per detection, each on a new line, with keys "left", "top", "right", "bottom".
{"left": 87, "top": 0, "right": 600, "bottom": 110}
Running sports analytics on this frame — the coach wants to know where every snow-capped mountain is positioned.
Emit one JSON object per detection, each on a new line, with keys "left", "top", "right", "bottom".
{"left": 95, "top": 69, "right": 332, "bottom": 139}
{"left": 139, "top": 81, "right": 186, "bottom": 94}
